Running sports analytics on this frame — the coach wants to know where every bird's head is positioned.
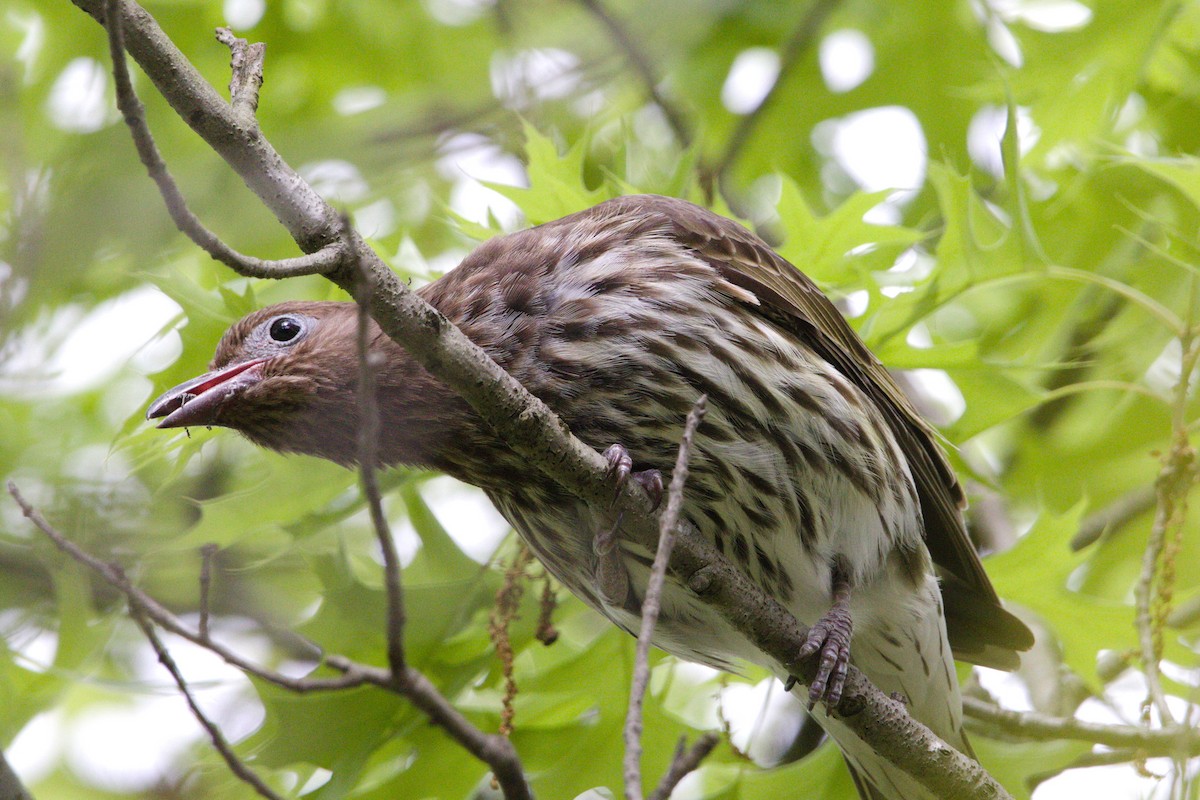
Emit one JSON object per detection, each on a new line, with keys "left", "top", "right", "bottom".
{"left": 147, "top": 301, "right": 403, "bottom": 465}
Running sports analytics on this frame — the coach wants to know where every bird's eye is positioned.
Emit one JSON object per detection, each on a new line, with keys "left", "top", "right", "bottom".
{"left": 268, "top": 317, "right": 304, "bottom": 343}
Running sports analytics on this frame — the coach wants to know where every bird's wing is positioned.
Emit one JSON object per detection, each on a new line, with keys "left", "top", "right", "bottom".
{"left": 615, "top": 195, "right": 1033, "bottom": 663}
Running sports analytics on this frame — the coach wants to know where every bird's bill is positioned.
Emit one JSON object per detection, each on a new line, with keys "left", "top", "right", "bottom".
{"left": 146, "top": 359, "right": 267, "bottom": 429}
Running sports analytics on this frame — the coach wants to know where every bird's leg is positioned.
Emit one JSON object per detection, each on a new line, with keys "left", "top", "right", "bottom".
{"left": 602, "top": 444, "right": 664, "bottom": 511}
{"left": 787, "top": 561, "right": 854, "bottom": 708}
{"left": 593, "top": 511, "right": 631, "bottom": 606}
{"left": 593, "top": 445, "right": 664, "bottom": 608}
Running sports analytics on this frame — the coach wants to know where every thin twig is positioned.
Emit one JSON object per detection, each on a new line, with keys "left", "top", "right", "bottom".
{"left": 963, "top": 697, "right": 1200, "bottom": 756}
{"left": 198, "top": 543, "right": 217, "bottom": 641}
{"left": 1070, "top": 486, "right": 1157, "bottom": 551}
{"left": 103, "top": 0, "right": 344, "bottom": 278}
{"left": 131, "top": 608, "right": 284, "bottom": 800}
{"left": 704, "top": 0, "right": 838, "bottom": 187}
{"left": 624, "top": 395, "right": 707, "bottom": 800}
{"left": 9, "top": 480, "right": 534, "bottom": 800}
{"left": 353, "top": 253, "right": 407, "bottom": 678}
{"left": 647, "top": 733, "right": 720, "bottom": 800}
{"left": 574, "top": 0, "right": 691, "bottom": 147}
{"left": 9, "top": 480, "right": 368, "bottom": 693}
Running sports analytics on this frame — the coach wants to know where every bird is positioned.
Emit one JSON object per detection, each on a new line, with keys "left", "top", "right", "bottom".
{"left": 147, "top": 194, "right": 1033, "bottom": 799}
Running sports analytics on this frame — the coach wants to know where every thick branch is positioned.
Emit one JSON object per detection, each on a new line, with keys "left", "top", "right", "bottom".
{"left": 75, "top": 3, "right": 1007, "bottom": 796}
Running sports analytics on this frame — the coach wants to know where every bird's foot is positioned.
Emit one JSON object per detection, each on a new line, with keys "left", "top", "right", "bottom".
{"left": 593, "top": 513, "right": 630, "bottom": 606}
{"left": 793, "top": 566, "right": 854, "bottom": 709}
{"left": 603, "top": 444, "right": 664, "bottom": 511}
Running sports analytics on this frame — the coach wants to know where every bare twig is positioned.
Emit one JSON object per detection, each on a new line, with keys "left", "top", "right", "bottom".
{"left": 102, "top": 0, "right": 345, "bottom": 278}
{"left": 1070, "top": 486, "right": 1157, "bottom": 551}
{"left": 9, "top": 480, "right": 369, "bottom": 692}
{"left": 963, "top": 697, "right": 1200, "bottom": 756}
{"left": 198, "top": 543, "right": 218, "bottom": 641}
{"left": 647, "top": 733, "right": 720, "bottom": 800}
{"left": 353, "top": 255, "right": 407, "bottom": 677}
{"left": 9, "top": 481, "right": 534, "bottom": 800}
{"left": 214, "top": 27, "right": 264, "bottom": 118}
{"left": 132, "top": 608, "right": 284, "bottom": 800}
{"left": 624, "top": 395, "right": 707, "bottom": 800}
{"left": 575, "top": 0, "right": 692, "bottom": 147}
{"left": 703, "top": 0, "right": 838, "bottom": 189}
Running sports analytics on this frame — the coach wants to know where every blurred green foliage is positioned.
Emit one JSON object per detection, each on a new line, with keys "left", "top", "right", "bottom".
{"left": 3, "top": 0, "right": 1200, "bottom": 798}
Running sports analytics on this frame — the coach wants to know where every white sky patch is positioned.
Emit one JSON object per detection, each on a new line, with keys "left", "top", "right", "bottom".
{"left": 1144, "top": 337, "right": 1193, "bottom": 399}
{"left": 332, "top": 86, "right": 388, "bottom": 116}
{"left": 988, "top": 0, "right": 1093, "bottom": 32}
{"left": 819, "top": 29, "right": 875, "bottom": 93}
{"left": 223, "top": 0, "right": 265, "bottom": 29}
{"left": 9, "top": 10, "right": 45, "bottom": 77}
{"left": 719, "top": 678, "right": 808, "bottom": 765}
{"left": 721, "top": 47, "right": 780, "bottom": 115}
{"left": 967, "top": 104, "right": 1040, "bottom": 178}
{"left": 0, "top": 610, "right": 58, "bottom": 672}
{"left": 984, "top": 14, "right": 1023, "bottom": 67}
{"left": 814, "top": 106, "right": 926, "bottom": 195}
{"left": 437, "top": 132, "right": 525, "bottom": 229}
{"left": 354, "top": 198, "right": 398, "bottom": 239}
{"left": 0, "top": 286, "right": 182, "bottom": 397}
{"left": 419, "top": 476, "right": 511, "bottom": 562}
{"left": 8, "top": 710, "right": 63, "bottom": 784}
{"left": 490, "top": 48, "right": 581, "bottom": 109}
{"left": 67, "top": 701, "right": 199, "bottom": 792}
{"left": 299, "top": 159, "right": 369, "bottom": 204}
{"left": 422, "top": 0, "right": 495, "bottom": 27}
{"left": 46, "top": 57, "right": 111, "bottom": 133}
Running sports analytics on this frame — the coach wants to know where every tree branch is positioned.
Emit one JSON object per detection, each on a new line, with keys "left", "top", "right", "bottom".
{"left": 703, "top": 0, "right": 838, "bottom": 188}
{"left": 8, "top": 481, "right": 533, "bottom": 800}
{"left": 131, "top": 607, "right": 284, "bottom": 800}
{"left": 575, "top": 0, "right": 692, "bottom": 147}
{"left": 1070, "top": 486, "right": 1156, "bottom": 551}
{"left": 963, "top": 697, "right": 1200, "bottom": 757}
{"left": 102, "top": 0, "right": 346, "bottom": 278}
{"left": 353, "top": 251, "right": 407, "bottom": 678}
{"left": 74, "top": 2, "right": 1010, "bottom": 796}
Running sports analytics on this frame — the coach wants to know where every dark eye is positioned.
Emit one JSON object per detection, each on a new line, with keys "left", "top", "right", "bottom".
{"left": 268, "top": 316, "right": 304, "bottom": 343}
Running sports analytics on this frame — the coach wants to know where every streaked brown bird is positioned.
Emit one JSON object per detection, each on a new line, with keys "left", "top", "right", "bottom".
{"left": 148, "top": 195, "right": 1032, "bottom": 799}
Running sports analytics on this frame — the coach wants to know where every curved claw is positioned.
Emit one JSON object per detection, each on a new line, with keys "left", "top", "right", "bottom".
{"left": 797, "top": 609, "right": 853, "bottom": 707}
{"left": 603, "top": 443, "right": 663, "bottom": 511}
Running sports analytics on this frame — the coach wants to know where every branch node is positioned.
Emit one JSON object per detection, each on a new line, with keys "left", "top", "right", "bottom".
{"left": 215, "top": 27, "right": 265, "bottom": 118}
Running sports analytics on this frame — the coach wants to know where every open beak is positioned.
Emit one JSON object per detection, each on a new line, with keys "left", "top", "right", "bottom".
{"left": 146, "top": 359, "right": 266, "bottom": 429}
